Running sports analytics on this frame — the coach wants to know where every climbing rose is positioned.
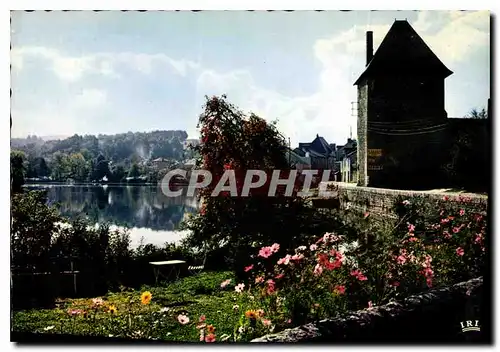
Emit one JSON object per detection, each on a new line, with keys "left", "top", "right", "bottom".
{"left": 459, "top": 209, "right": 465, "bottom": 216}
{"left": 275, "top": 273, "right": 284, "bottom": 280}
{"left": 205, "top": 334, "right": 216, "bottom": 343}
{"left": 177, "top": 314, "right": 190, "bottom": 325}
{"left": 270, "top": 243, "right": 280, "bottom": 253}
{"left": 220, "top": 279, "right": 231, "bottom": 288}
{"left": 334, "top": 285, "right": 345, "bottom": 295}
{"left": 310, "top": 244, "right": 318, "bottom": 251}
{"left": 255, "top": 276, "right": 264, "bottom": 284}
{"left": 266, "top": 280, "right": 276, "bottom": 294}
{"left": 350, "top": 269, "right": 367, "bottom": 281}
{"left": 291, "top": 254, "right": 304, "bottom": 261}
{"left": 313, "top": 264, "right": 323, "bottom": 276}
{"left": 258, "top": 246, "right": 273, "bottom": 258}
{"left": 262, "top": 319, "right": 272, "bottom": 327}
{"left": 408, "top": 223, "right": 415, "bottom": 232}
{"left": 277, "top": 254, "right": 292, "bottom": 265}
{"left": 456, "top": 247, "right": 465, "bottom": 256}
{"left": 235, "top": 283, "right": 245, "bottom": 293}
{"left": 244, "top": 264, "right": 254, "bottom": 272}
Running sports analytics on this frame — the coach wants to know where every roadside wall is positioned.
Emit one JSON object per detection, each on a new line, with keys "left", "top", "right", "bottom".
{"left": 315, "top": 182, "right": 488, "bottom": 218}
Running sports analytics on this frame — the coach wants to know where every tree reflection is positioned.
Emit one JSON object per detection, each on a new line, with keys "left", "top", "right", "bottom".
{"left": 26, "top": 185, "right": 199, "bottom": 231}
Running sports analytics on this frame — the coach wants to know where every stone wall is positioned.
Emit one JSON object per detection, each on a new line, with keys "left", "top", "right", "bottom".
{"left": 252, "top": 277, "right": 488, "bottom": 343}
{"left": 316, "top": 181, "right": 488, "bottom": 218}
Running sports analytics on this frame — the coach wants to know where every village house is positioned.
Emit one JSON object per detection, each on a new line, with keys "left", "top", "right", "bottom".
{"left": 336, "top": 138, "right": 358, "bottom": 183}
{"left": 355, "top": 19, "right": 489, "bottom": 191}
{"left": 355, "top": 20, "right": 454, "bottom": 189}
{"left": 294, "top": 134, "right": 336, "bottom": 170}
{"left": 150, "top": 157, "right": 171, "bottom": 170}
{"left": 286, "top": 148, "right": 311, "bottom": 173}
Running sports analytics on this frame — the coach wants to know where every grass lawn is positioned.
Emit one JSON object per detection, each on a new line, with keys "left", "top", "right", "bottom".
{"left": 11, "top": 271, "right": 270, "bottom": 342}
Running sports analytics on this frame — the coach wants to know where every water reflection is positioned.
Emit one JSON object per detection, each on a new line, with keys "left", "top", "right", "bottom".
{"left": 25, "top": 184, "right": 199, "bottom": 248}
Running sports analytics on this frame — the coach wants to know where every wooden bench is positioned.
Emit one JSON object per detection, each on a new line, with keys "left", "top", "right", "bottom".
{"left": 149, "top": 260, "right": 186, "bottom": 285}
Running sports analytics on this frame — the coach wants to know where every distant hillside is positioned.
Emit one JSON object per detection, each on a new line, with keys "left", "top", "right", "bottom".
{"left": 11, "top": 130, "right": 189, "bottom": 162}
{"left": 10, "top": 130, "right": 192, "bottom": 183}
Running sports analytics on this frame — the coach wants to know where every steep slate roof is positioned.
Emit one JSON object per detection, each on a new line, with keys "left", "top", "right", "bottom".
{"left": 286, "top": 148, "right": 311, "bottom": 167}
{"left": 310, "top": 135, "right": 334, "bottom": 155}
{"left": 354, "top": 20, "right": 453, "bottom": 85}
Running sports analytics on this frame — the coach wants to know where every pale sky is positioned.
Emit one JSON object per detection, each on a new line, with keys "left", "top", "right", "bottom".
{"left": 10, "top": 10, "right": 490, "bottom": 147}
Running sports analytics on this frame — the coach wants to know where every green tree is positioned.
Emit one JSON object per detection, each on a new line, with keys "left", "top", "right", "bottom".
{"left": 466, "top": 107, "right": 488, "bottom": 119}
{"left": 33, "top": 157, "right": 50, "bottom": 177}
{"left": 68, "top": 152, "right": 89, "bottom": 181}
{"left": 50, "top": 152, "right": 70, "bottom": 181}
{"left": 128, "top": 163, "right": 141, "bottom": 178}
{"left": 11, "top": 190, "right": 61, "bottom": 271}
{"left": 111, "top": 164, "right": 127, "bottom": 182}
{"left": 181, "top": 95, "right": 314, "bottom": 276}
{"left": 92, "top": 154, "right": 111, "bottom": 181}
{"left": 10, "top": 150, "right": 26, "bottom": 193}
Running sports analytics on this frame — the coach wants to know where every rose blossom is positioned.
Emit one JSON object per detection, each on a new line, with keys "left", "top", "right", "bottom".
{"left": 234, "top": 283, "right": 245, "bottom": 293}
{"left": 258, "top": 246, "right": 273, "bottom": 258}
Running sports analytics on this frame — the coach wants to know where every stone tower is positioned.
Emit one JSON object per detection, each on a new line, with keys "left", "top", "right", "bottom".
{"left": 355, "top": 20, "right": 453, "bottom": 189}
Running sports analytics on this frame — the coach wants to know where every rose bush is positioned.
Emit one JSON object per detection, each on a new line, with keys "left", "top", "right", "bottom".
{"left": 216, "top": 195, "right": 487, "bottom": 335}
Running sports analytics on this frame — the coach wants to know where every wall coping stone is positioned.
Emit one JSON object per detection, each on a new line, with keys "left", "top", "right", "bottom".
{"left": 252, "top": 277, "right": 483, "bottom": 343}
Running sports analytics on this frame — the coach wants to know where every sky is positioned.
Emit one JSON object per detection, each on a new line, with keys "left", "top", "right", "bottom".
{"left": 10, "top": 10, "right": 490, "bottom": 147}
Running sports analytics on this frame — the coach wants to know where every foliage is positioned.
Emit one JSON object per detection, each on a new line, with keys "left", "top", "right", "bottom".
{"left": 11, "top": 190, "right": 61, "bottom": 271}
{"left": 466, "top": 107, "right": 488, "bottom": 119}
{"left": 181, "top": 95, "right": 331, "bottom": 277}
{"left": 220, "top": 194, "right": 487, "bottom": 333}
{"left": 12, "top": 271, "right": 243, "bottom": 342}
{"left": 12, "top": 193, "right": 487, "bottom": 342}
{"left": 10, "top": 190, "right": 197, "bottom": 307}
{"left": 11, "top": 130, "right": 190, "bottom": 183}
{"left": 11, "top": 150, "right": 27, "bottom": 192}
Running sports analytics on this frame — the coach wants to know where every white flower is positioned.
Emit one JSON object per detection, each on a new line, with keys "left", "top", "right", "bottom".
{"left": 234, "top": 283, "right": 245, "bottom": 293}
{"left": 220, "top": 334, "right": 231, "bottom": 341}
{"left": 238, "top": 326, "right": 245, "bottom": 334}
{"left": 177, "top": 314, "right": 190, "bottom": 325}
{"left": 233, "top": 304, "right": 239, "bottom": 311}
{"left": 159, "top": 307, "right": 170, "bottom": 313}
{"left": 295, "top": 246, "right": 306, "bottom": 252}
{"left": 43, "top": 326, "right": 55, "bottom": 331}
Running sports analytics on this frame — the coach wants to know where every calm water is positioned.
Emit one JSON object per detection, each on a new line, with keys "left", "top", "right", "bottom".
{"left": 25, "top": 184, "right": 199, "bottom": 248}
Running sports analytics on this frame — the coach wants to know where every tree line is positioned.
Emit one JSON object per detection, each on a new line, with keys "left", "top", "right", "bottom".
{"left": 11, "top": 130, "right": 198, "bottom": 187}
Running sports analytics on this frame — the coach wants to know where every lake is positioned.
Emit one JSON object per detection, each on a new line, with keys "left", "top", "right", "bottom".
{"left": 24, "top": 184, "right": 199, "bottom": 249}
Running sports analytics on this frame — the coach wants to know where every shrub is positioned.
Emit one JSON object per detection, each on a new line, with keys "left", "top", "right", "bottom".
{"left": 181, "top": 96, "right": 358, "bottom": 277}
{"left": 218, "top": 195, "right": 487, "bottom": 335}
